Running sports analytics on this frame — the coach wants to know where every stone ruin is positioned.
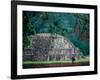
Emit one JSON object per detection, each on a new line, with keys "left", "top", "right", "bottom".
{"left": 23, "top": 33, "right": 82, "bottom": 61}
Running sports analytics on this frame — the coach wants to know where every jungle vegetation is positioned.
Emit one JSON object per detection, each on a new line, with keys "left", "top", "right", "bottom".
{"left": 23, "top": 11, "right": 90, "bottom": 56}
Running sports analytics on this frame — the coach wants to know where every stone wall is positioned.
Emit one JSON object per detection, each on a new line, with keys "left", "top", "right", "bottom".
{"left": 23, "top": 33, "right": 82, "bottom": 61}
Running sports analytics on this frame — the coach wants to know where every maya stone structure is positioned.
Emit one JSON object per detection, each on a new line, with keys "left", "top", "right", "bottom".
{"left": 23, "top": 33, "right": 82, "bottom": 61}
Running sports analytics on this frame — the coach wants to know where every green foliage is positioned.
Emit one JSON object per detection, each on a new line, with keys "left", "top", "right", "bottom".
{"left": 23, "top": 37, "right": 30, "bottom": 48}
{"left": 23, "top": 11, "right": 90, "bottom": 55}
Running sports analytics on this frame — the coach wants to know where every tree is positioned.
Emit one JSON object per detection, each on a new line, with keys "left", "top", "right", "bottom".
{"left": 23, "top": 11, "right": 90, "bottom": 55}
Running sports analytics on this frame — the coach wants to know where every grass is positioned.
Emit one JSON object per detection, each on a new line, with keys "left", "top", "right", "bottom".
{"left": 75, "top": 56, "right": 89, "bottom": 62}
{"left": 23, "top": 61, "right": 72, "bottom": 64}
{"left": 23, "top": 56, "right": 89, "bottom": 65}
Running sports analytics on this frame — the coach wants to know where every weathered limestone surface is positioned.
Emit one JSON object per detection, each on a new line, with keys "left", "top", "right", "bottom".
{"left": 23, "top": 33, "right": 82, "bottom": 61}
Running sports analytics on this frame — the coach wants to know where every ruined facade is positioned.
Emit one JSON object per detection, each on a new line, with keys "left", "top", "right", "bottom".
{"left": 23, "top": 33, "right": 82, "bottom": 61}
